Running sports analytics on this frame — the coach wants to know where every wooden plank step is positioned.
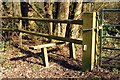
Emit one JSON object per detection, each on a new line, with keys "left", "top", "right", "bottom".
{"left": 29, "top": 42, "right": 65, "bottom": 67}
{"left": 29, "top": 42, "right": 65, "bottom": 50}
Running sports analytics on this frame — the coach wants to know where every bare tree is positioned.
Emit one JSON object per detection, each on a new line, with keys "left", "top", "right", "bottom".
{"left": 54, "top": 1, "right": 70, "bottom": 37}
{"left": 20, "top": 1, "right": 29, "bottom": 30}
{"left": 71, "top": 1, "right": 83, "bottom": 39}
{"left": 44, "top": 2, "right": 53, "bottom": 35}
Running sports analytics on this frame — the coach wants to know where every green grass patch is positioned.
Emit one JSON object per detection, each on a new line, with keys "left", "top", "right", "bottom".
{"left": 32, "top": 64, "right": 40, "bottom": 71}
{"left": 112, "top": 68, "right": 119, "bottom": 73}
{"left": 0, "top": 54, "right": 5, "bottom": 59}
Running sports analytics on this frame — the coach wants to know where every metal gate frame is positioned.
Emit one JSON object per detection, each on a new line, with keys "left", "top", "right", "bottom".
{"left": 99, "top": 9, "right": 120, "bottom": 66}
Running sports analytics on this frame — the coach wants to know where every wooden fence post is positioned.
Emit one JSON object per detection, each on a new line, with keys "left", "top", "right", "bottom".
{"left": 82, "top": 12, "right": 96, "bottom": 71}
{"left": 41, "top": 48, "right": 49, "bottom": 67}
{"left": 95, "top": 13, "right": 99, "bottom": 66}
{"left": 69, "top": 42, "right": 76, "bottom": 59}
{"left": 19, "top": 2, "right": 22, "bottom": 47}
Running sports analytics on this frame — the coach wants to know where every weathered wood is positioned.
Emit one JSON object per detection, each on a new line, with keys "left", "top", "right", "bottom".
{"left": 41, "top": 48, "right": 49, "bottom": 67}
{"left": 29, "top": 42, "right": 65, "bottom": 50}
{"left": 82, "top": 12, "right": 96, "bottom": 71}
{"left": 69, "top": 43, "right": 76, "bottom": 59}
{"left": 0, "top": 28, "right": 83, "bottom": 44}
{"left": 30, "top": 43, "right": 56, "bottom": 50}
{"left": 0, "top": 16, "right": 83, "bottom": 25}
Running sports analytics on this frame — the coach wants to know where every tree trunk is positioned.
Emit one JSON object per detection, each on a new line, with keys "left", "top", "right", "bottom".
{"left": 83, "top": 2, "right": 94, "bottom": 13}
{"left": 27, "top": 2, "right": 38, "bottom": 42}
{"left": 44, "top": 2, "right": 53, "bottom": 42}
{"left": 44, "top": 2, "right": 53, "bottom": 35}
{"left": 20, "top": 1, "right": 29, "bottom": 30}
{"left": 54, "top": 2, "right": 70, "bottom": 37}
{"left": 71, "top": 1, "right": 83, "bottom": 39}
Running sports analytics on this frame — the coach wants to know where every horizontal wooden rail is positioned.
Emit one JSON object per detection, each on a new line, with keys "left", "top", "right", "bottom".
{"left": 0, "top": 16, "right": 83, "bottom": 25}
{"left": 0, "top": 28, "right": 83, "bottom": 44}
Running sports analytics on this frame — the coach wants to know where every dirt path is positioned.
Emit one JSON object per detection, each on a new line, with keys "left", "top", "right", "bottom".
{"left": 0, "top": 40, "right": 120, "bottom": 79}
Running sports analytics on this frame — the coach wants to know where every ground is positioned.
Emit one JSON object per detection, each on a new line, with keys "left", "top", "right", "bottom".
{"left": 0, "top": 36, "right": 120, "bottom": 79}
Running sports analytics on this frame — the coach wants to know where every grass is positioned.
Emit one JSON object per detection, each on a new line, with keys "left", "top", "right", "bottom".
{"left": 32, "top": 64, "right": 40, "bottom": 71}
{"left": 0, "top": 42, "right": 5, "bottom": 51}
{"left": 5, "top": 63, "right": 12, "bottom": 70}
{"left": 112, "top": 68, "right": 119, "bottom": 73}
{"left": 0, "top": 54, "right": 5, "bottom": 59}
{"left": 93, "top": 75, "right": 101, "bottom": 80}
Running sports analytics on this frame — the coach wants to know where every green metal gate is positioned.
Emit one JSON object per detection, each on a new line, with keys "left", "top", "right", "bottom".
{"left": 99, "top": 9, "right": 120, "bottom": 66}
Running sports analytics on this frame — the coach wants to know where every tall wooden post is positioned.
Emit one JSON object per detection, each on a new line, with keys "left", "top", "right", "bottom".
{"left": 82, "top": 12, "right": 96, "bottom": 71}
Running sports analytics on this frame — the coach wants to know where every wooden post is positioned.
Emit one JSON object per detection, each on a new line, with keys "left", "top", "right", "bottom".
{"left": 41, "top": 48, "right": 49, "bottom": 67}
{"left": 82, "top": 12, "right": 96, "bottom": 71}
{"left": 19, "top": 1, "right": 22, "bottom": 47}
{"left": 95, "top": 14, "right": 99, "bottom": 65}
{"left": 69, "top": 42, "right": 76, "bottom": 59}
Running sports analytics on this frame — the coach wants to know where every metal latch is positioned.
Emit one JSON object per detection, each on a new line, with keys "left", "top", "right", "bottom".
{"left": 83, "top": 45, "right": 87, "bottom": 51}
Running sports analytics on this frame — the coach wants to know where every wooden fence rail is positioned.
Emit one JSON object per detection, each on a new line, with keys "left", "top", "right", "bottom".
{"left": 0, "top": 28, "right": 83, "bottom": 44}
{"left": 0, "top": 16, "right": 83, "bottom": 25}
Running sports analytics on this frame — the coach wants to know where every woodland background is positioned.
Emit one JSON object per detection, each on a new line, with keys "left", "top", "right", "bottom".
{"left": 0, "top": 1, "right": 120, "bottom": 79}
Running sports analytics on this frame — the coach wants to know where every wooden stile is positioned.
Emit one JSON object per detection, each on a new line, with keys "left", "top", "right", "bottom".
{"left": 29, "top": 42, "right": 65, "bottom": 67}
{"left": 0, "top": 13, "right": 97, "bottom": 71}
